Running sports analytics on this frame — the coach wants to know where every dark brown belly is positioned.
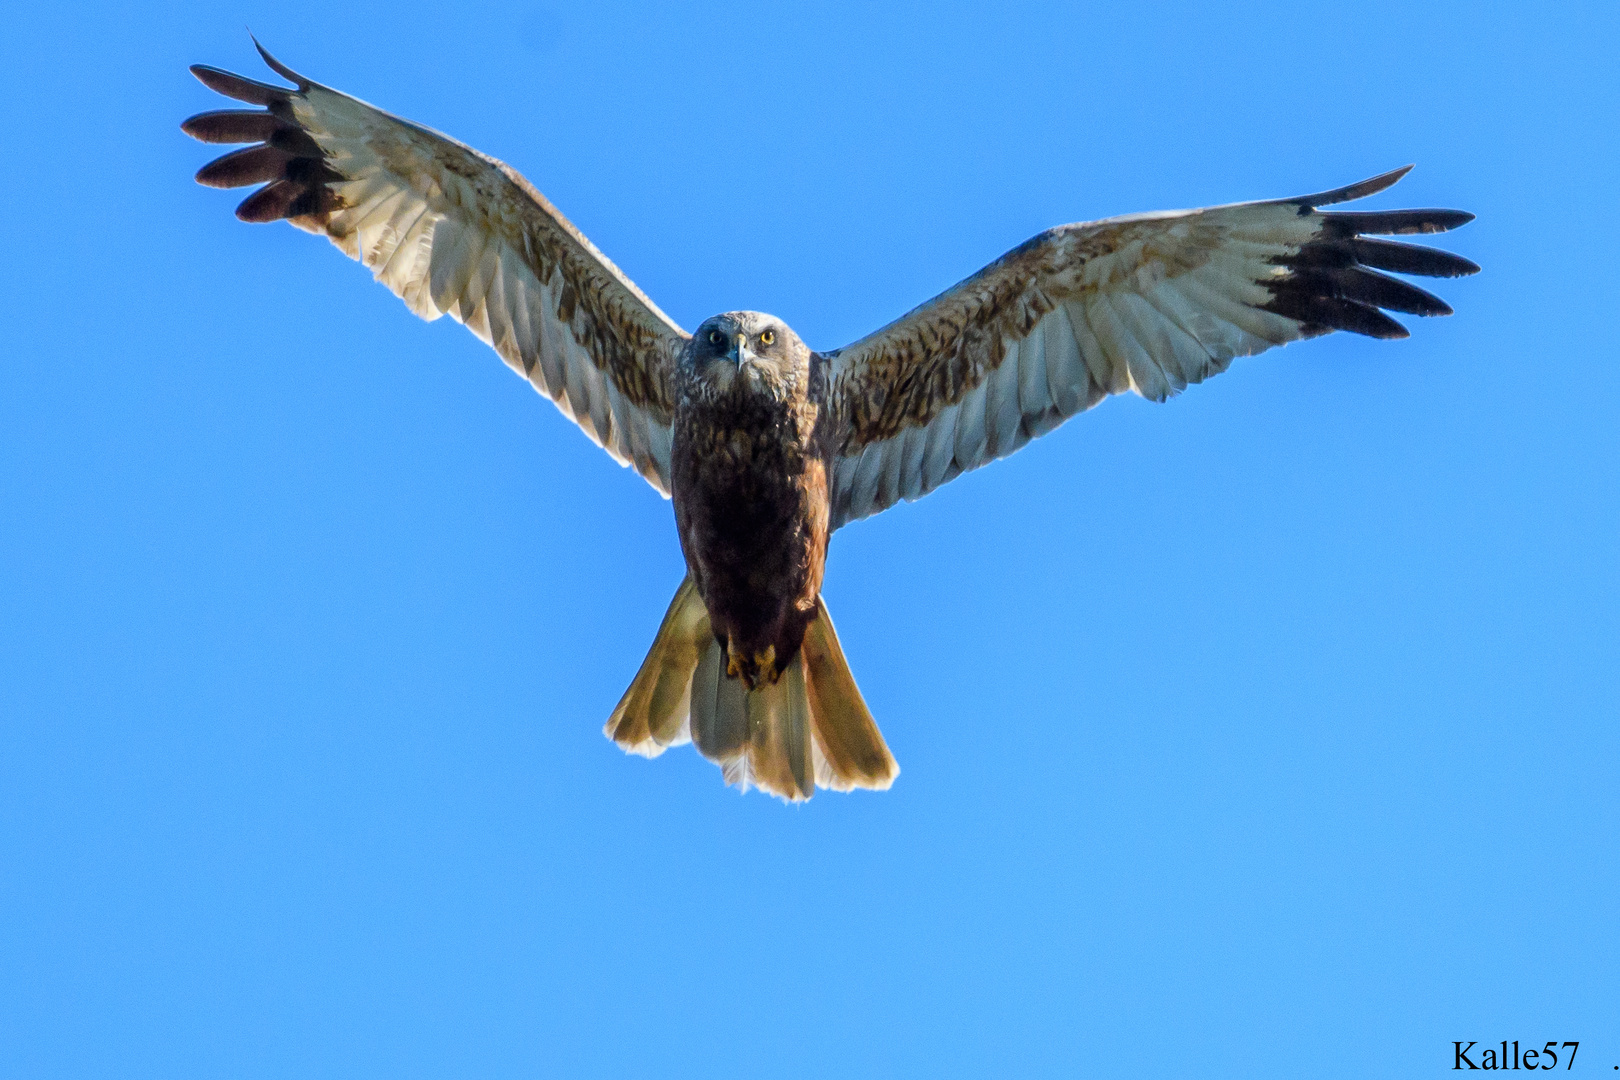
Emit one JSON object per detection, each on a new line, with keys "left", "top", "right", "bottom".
{"left": 672, "top": 412, "right": 829, "bottom": 677}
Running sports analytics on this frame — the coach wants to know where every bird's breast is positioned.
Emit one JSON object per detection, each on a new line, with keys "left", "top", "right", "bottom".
{"left": 670, "top": 399, "right": 830, "bottom": 658}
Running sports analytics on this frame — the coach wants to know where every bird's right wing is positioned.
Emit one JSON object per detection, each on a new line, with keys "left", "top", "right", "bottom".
{"left": 183, "top": 43, "right": 686, "bottom": 495}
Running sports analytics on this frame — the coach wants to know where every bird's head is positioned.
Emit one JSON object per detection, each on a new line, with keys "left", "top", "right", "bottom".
{"left": 681, "top": 311, "right": 809, "bottom": 403}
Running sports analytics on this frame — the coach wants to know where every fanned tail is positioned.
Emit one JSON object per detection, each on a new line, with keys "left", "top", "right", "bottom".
{"left": 605, "top": 581, "right": 898, "bottom": 800}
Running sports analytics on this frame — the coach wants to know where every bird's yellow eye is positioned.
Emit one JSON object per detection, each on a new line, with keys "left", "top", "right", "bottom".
{"left": 708, "top": 329, "right": 724, "bottom": 346}
{"left": 759, "top": 329, "right": 775, "bottom": 346}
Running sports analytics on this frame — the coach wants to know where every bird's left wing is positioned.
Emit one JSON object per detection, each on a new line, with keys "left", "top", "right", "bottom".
{"left": 184, "top": 44, "right": 686, "bottom": 495}
{"left": 823, "top": 167, "right": 1478, "bottom": 527}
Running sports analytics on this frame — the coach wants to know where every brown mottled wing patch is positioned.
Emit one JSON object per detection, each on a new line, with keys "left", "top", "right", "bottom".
{"left": 184, "top": 43, "right": 685, "bottom": 494}
{"left": 824, "top": 166, "right": 1478, "bottom": 527}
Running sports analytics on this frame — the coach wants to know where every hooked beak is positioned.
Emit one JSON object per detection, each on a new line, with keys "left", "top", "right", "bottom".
{"left": 733, "top": 331, "right": 750, "bottom": 366}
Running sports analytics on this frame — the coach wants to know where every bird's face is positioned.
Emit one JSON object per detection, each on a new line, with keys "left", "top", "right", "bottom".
{"left": 682, "top": 311, "right": 809, "bottom": 404}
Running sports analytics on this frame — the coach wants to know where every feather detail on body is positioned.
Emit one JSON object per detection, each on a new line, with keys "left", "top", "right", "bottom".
{"left": 671, "top": 313, "right": 831, "bottom": 691}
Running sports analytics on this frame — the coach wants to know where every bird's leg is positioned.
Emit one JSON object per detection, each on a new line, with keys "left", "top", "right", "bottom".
{"left": 724, "top": 641, "right": 779, "bottom": 689}
{"left": 726, "top": 640, "right": 757, "bottom": 690}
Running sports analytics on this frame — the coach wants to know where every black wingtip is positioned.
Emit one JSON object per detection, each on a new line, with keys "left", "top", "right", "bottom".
{"left": 193, "top": 144, "right": 292, "bottom": 189}
{"left": 189, "top": 63, "right": 289, "bottom": 106}
{"left": 247, "top": 32, "right": 323, "bottom": 93}
{"left": 249, "top": 33, "right": 304, "bottom": 88}
{"left": 181, "top": 109, "right": 284, "bottom": 144}
{"left": 1288, "top": 165, "right": 1415, "bottom": 209}
{"left": 1327, "top": 208, "right": 1476, "bottom": 236}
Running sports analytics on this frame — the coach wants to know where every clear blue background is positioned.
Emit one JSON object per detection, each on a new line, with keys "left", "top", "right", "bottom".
{"left": 2, "top": 2, "right": 1615, "bottom": 1076}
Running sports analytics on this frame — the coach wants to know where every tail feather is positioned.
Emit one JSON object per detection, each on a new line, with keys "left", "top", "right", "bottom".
{"left": 603, "top": 576, "right": 709, "bottom": 757}
{"left": 731, "top": 659, "right": 813, "bottom": 800}
{"left": 801, "top": 598, "right": 898, "bottom": 792}
{"left": 697, "top": 641, "right": 813, "bottom": 802}
{"left": 606, "top": 579, "right": 897, "bottom": 799}
{"left": 691, "top": 638, "right": 748, "bottom": 764}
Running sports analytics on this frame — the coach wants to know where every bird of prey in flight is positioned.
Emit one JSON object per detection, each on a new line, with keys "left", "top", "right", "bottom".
{"left": 184, "top": 43, "right": 1478, "bottom": 801}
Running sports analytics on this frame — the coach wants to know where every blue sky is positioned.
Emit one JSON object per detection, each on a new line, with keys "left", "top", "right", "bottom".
{"left": 1, "top": 1, "right": 1615, "bottom": 1076}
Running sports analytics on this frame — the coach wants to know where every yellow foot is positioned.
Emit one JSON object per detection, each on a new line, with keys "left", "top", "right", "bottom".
{"left": 754, "top": 645, "right": 778, "bottom": 685}
{"left": 724, "top": 642, "right": 779, "bottom": 689}
{"left": 725, "top": 642, "right": 757, "bottom": 689}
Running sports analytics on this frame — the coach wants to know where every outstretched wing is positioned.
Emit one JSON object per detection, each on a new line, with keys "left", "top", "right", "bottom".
{"left": 823, "top": 167, "right": 1478, "bottom": 527}
{"left": 183, "top": 43, "right": 685, "bottom": 495}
